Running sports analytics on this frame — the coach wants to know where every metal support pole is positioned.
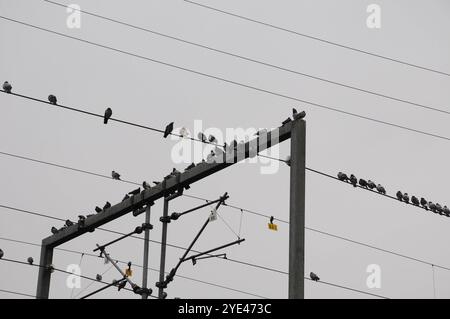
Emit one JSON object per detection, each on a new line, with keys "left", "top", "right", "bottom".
{"left": 36, "top": 243, "right": 54, "bottom": 299}
{"left": 158, "top": 197, "right": 169, "bottom": 299}
{"left": 289, "top": 119, "right": 306, "bottom": 299}
{"left": 141, "top": 205, "right": 151, "bottom": 299}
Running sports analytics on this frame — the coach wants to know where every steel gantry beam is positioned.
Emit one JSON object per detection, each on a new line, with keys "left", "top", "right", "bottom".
{"left": 36, "top": 118, "right": 306, "bottom": 299}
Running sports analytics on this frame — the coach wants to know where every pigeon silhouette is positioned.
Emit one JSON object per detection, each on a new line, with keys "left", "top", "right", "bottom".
{"left": 310, "top": 272, "right": 320, "bottom": 281}
{"left": 112, "top": 171, "right": 121, "bottom": 180}
{"left": 2, "top": 81, "right": 12, "bottom": 93}
{"left": 359, "top": 179, "right": 368, "bottom": 188}
{"left": 420, "top": 198, "right": 428, "bottom": 209}
{"left": 282, "top": 117, "right": 292, "bottom": 125}
{"left": 27, "top": 257, "right": 34, "bottom": 265}
{"left": 402, "top": 193, "right": 410, "bottom": 204}
{"left": 367, "top": 180, "right": 376, "bottom": 190}
{"left": 65, "top": 219, "right": 74, "bottom": 227}
{"left": 0, "top": 249, "right": 3, "bottom": 259}
{"left": 142, "top": 181, "right": 151, "bottom": 190}
{"left": 349, "top": 174, "right": 357, "bottom": 187}
{"left": 376, "top": 184, "right": 386, "bottom": 194}
{"left": 95, "top": 206, "right": 102, "bottom": 213}
{"left": 163, "top": 122, "right": 174, "bottom": 138}
{"left": 429, "top": 202, "right": 437, "bottom": 212}
{"left": 51, "top": 227, "right": 58, "bottom": 235}
{"left": 103, "top": 201, "right": 111, "bottom": 210}
{"left": 48, "top": 95, "right": 57, "bottom": 105}
{"left": 104, "top": 108, "right": 112, "bottom": 124}
{"left": 128, "top": 188, "right": 141, "bottom": 196}
{"left": 197, "top": 132, "right": 207, "bottom": 143}
{"left": 337, "top": 172, "right": 349, "bottom": 182}
{"left": 411, "top": 196, "right": 420, "bottom": 206}
{"left": 436, "top": 203, "right": 443, "bottom": 214}
{"left": 396, "top": 191, "right": 403, "bottom": 201}
{"left": 444, "top": 206, "right": 450, "bottom": 216}
{"left": 208, "top": 135, "right": 217, "bottom": 144}
{"left": 293, "top": 108, "right": 306, "bottom": 120}
{"left": 96, "top": 274, "right": 102, "bottom": 281}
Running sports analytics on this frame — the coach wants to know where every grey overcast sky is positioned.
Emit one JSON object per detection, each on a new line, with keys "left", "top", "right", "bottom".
{"left": 0, "top": 0, "right": 449, "bottom": 299}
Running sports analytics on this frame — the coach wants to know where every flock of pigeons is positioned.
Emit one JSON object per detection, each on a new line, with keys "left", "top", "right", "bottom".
{"left": 338, "top": 172, "right": 449, "bottom": 217}
{"left": 3, "top": 81, "right": 58, "bottom": 105}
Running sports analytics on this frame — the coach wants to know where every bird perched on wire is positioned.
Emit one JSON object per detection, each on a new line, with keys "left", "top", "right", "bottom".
{"left": 65, "top": 219, "right": 74, "bottom": 227}
{"left": 111, "top": 171, "right": 121, "bottom": 180}
{"left": 376, "top": 184, "right": 386, "bottom": 194}
{"left": 117, "top": 280, "right": 127, "bottom": 291}
{"left": 142, "top": 181, "right": 151, "bottom": 190}
{"left": 435, "top": 203, "right": 443, "bottom": 215}
{"left": 208, "top": 135, "right": 217, "bottom": 144}
{"left": 310, "top": 272, "right": 320, "bottom": 282}
{"left": 48, "top": 94, "right": 57, "bottom": 105}
{"left": 197, "top": 132, "right": 207, "bottom": 143}
{"left": 103, "top": 107, "right": 112, "bottom": 124}
{"left": 27, "top": 257, "right": 34, "bottom": 265}
{"left": 349, "top": 174, "right": 358, "bottom": 187}
{"left": 444, "top": 206, "right": 450, "bottom": 216}
{"left": 358, "top": 179, "right": 368, "bottom": 189}
{"left": 128, "top": 188, "right": 141, "bottom": 196}
{"left": 367, "top": 180, "right": 376, "bottom": 190}
{"left": 428, "top": 202, "right": 437, "bottom": 212}
{"left": 411, "top": 196, "right": 420, "bottom": 206}
{"left": 293, "top": 108, "right": 306, "bottom": 120}
{"left": 103, "top": 201, "right": 111, "bottom": 210}
{"left": 420, "top": 198, "right": 428, "bottom": 210}
{"left": 2, "top": 81, "right": 12, "bottom": 93}
{"left": 0, "top": 249, "right": 3, "bottom": 259}
{"left": 396, "top": 191, "right": 403, "bottom": 201}
{"left": 402, "top": 193, "right": 410, "bottom": 204}
{"left": 337, "top": 172, "right": 349, "bottom": 182}
{"left": 51, "top": 226, "right": 58, "bottom": 235}
{"left": 96, "top": 274, "right": 102, "bottom": 281}
{"left": 163, "top": 122, "right": 174, "bottom": 138}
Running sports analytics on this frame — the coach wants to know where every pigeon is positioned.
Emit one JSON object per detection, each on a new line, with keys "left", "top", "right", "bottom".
{"left": 444, "top": 206, "right": 450, "bottom": 216}
{"left": 48, "top": 95, "right": 57, "bottom": 105}
{"left": 65, "top": 219, "right": 74, "bottom": 227}
{"left": 0, "top": 249, "right": 3, "bottom": 259}
{"left": 436, "top": 203, "right": 443, "bottom": 215}
{"left": 142, "top": 181, "right": 151, "bottom": 190}
{"left": 411, "top": 196, "right": 420, "bottom": 206}
{"left": 358, "top": 179, "right": 368, "bottom": 188}
{"left": 310, "top": 272, "right": 320, "bottom": 282}
{"left": 171, "top": 168, "right": 181, "bottom": 176}
{"left": 208, "top": 135, "right": 217, "bottom": 144}
{"left": 293, "top": 108, "right": 306, "bottom": 120}
{"left": 95, "top": 206, "right": 102, "bottom": 213}
{"left": 179, "top": 127, "right": 189, "bottom": 138}
{"left": 402, "top": 193, "right": 410, "bottom": 204}
{"left": 96, "top": 274, "right": 102, "bottom": 281}
{"left": 2, "top": 81, "right": 12, "bottom": 93}
{"left": 185, "top": 163, "right": 195, "bottom": 171}
{"left": 117, "top": 280, "right": 127, "bottom": 291}
{"left": 429, "top": 202, "right": 437, "bottom": 212}
{"left": 420, "top": 198, "right": 428, "bottom": 209}
{"left": 337, "top": 172, "right": 349, "bottom": 182}
{"left": 396, "top": 191, "right": 403, "bottom": 201}
{"left": 367, "top": 180, "right": 376, "bottom": 190}
{"left": 270, "top": 216, "right": 274, "bottom": 224}
{"left": 282, "top": 117, "right": 292, "bottom": 125}
{"left": 128, "top": 188, "right": 141, "bottom": 196}
{"left": 163, "top": 122, "right": 174, "bottom": 138}
{"left": 103, "top": 201, "right": 111, "bottom": 210}
{"left": 104, "top": 107, "right": 112, "bottom": 124}
{"left": 111, "top": 171, "right": 121, "bottom": 180}
{"left": 197, "top": 132, "right": 207, "bottom": 143}
{"left": 349, "top": 174, "right": 357, "bottom": 187}
{"left": 122, "top": 194, "right": 130, "bottom": 201}
{"left": 376, "top": 184, "right": 386, "bottom": 194}
{"left": 51, "top": 227, "right": 58, "bottom": 235}
{"left": 206, "top": 150, "right": 215, "bottom": 163}
{"left": 27, "top": 257, "right": 34, "bottom": 265}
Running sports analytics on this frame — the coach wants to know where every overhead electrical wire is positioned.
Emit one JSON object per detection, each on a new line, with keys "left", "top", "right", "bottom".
{"left": 183, "top": 0, "right": 450, "bottom": 77}
{"left": 41, "top": 0, "right": 450, "bottom": 116}
{"left": 0, "top": 17, "right": 449, "bottom": 143}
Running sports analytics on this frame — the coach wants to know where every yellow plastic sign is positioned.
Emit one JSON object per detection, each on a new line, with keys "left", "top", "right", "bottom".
{"left": 268, "top": 223, "right": 278, "bottom": 231}
{"left": 125, "top": 268, "right": 133, "bottom": 277}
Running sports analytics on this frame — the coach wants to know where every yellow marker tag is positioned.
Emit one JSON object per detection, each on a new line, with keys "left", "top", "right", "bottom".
{"left": 125, "top": 269, "right": 133, "bottom": 277}
{"left": 268, "top": 223, "right": 278, "bottom": 231}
